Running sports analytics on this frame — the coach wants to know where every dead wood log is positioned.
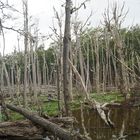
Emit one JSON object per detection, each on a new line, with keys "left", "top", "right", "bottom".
{"left": 4, "top": 104, "right": 87, "bottom": 140}
{"left": 0, "top": 120, "right": 43, "bottom": 139}
{"left": 49, "top": 117, "right": 75, "bottom": 124}
{"left": 0, "top": 120, "right": 30, "bottom": 128}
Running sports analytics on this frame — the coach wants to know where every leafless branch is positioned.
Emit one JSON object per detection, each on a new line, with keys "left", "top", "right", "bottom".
{"left": 71, "top": 0, "right": 90, "bottom": 14}
{"left": 80, "top": 11, "right": 92, "bottom": 31}
{"left": 0, "top": 0, "right": 22, "bottom": 14}
{"left": 103, "top": 1, "right": 128, "bottom": 32}
{"left": 2, "top": 25, "right": 24, "bottom": 35}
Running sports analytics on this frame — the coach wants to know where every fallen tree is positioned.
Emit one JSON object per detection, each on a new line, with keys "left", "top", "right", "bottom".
{"left": 49, "top": 117, "right": 75, "bottom": 126}
{"left": 0, "top": 120, "right": 43, "bottom": 139}
{"left": 3, "top": 104, "right": 88, "bottom": 140}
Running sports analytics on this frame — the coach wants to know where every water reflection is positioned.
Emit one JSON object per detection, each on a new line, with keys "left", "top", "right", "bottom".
{"left": 73, "top": 107, "right": 140, "bottom": 140}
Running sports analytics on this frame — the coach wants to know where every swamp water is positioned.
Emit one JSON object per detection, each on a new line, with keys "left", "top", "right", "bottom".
{"left": 73, "top": 106, "right": 140, "bottom": 140}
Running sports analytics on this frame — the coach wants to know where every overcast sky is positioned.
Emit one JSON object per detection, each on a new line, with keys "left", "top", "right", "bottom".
{"left": 1, "top": 0, "right": 140, "bottom": 54}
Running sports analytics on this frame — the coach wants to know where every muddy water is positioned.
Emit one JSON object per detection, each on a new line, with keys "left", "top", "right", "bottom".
{"left": 73, "top": 107, "right": 140, "bottom": 140}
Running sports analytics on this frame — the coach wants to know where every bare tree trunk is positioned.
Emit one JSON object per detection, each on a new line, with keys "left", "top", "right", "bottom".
{"left": 36, "top": 55, "right": 41, "bottom": 88}
{"left": 3, "top": 63, "right": 11, "bottom": 97}
{"left": 94, "top": 34, "right": 100, "bottom": 94}
{"left": 69, "top": 44, "right": 73, "bottom": 100}
{"left": 11, "top": 66, "right": 14, "bottom": 94}
{"left": 30, "top": 37, "right": 38, "bottom": 104}
{"left": 16, "top": 64, "right": 21, "bottom": 105}
{"left": 79, "top": 46, "right": 86, "bottom": 86}
{"left": 68, "top": 59, "right": 90, "bottom": 100}
{"left": 23, "top": 0, "right": 28, "bottom": 107}
{"left": 85, "top": 41, "right": 90, "bottom": 92}
{"left": 63, "top": 0, "right": 71, "bottom": 116}
{"left": 56, "top": 64, "right": 61, "bottom": 111}
{"left": 43, "top": 52, "right": 46, "bottom": 85}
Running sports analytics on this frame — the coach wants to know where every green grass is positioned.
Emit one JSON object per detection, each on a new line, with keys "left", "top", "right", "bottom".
{"left": 42, "top": 101, "right": 59, "bottom": 116}
{"left": 70, "top": 100, "right": 81, "bottom": 110}
{"left": 10, "top": 112, "right": 25, "bottom": 121}
{"left": 0, "top": 113, "right": 4, "bottom": 121}
{"left": 90, "top": 92, "right": 124, "bottom": 103}
{"left": 5, "top": 101, "right": 59, "bottom": 121}
{"left": 0, "top": 111, "right": 25, "bottom": 121}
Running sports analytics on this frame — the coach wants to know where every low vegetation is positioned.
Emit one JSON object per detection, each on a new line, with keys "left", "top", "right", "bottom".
{"left": 1, "top": 91, "right": 125, "bottom": 121}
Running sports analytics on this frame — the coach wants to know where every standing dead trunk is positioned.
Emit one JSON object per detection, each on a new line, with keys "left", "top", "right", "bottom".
{"left": 56, "top": 64, "right": 61, "bottom": 111}
{"left": 23, "top": 0, "right": 28, "bottom": 107}
{"left": 94, "top": 34, "right": 100, "bottom": 94}
{"left": 63, "top": 0, "right": 72, "bottom": 116}
{"left": 15, "top": 64, "right": 21, "bottom": 105}
{"left": 69, "top": 44, "right": 73, "bottom": 101}
{"left": 30, "top": 37, "right": 38, "bottom": 104}
{"left": 104, "top": 2, "right": 129, "bottom": 96}
{"left": 79, "top": 46, "right": 86, "bottom": 86}
{"left": 11, "top": 66, "right": 14, "bottom": 94}
{"left": 43, "top": 51, "right": 47, "bottom": 85}
{"left": 36, "top": 54, "right": 41, "bottom": 88}
{"left": 3, "top": 63, "right": 11, "bottom": 97}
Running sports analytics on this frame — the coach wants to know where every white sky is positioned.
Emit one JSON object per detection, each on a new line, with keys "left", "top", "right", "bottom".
{"left": 1, "top": 0, "right": 140, "bottom": 54}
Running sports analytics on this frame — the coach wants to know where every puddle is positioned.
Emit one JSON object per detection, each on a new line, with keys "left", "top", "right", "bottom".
{"left": 73, "top": 107, "right": 140, "bottom": 140}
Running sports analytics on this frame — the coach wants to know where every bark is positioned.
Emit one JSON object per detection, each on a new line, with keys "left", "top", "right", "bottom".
{"left": 0, "top": 120, "right": 43, "bottom": 139}
{"left": 79, "top": 47, "right": 86, "bottom": 86}
{"left": 69, "top": 43, "right": 73, "bottom": 100}
{"left": 85, "top": 41, "right": 90, "bottom": 92}
{"left": 23, "top": 0, "right": 28, "bottom": 107}
{"left": 36, "top": 55, "right": 41, "bottom": 87}
{"left": 15, "top": 64, "right": 21, "bottom": 105}
{"left": 3, "top": 62, "right": 11, "bottom": 97}
{"left": 68, "top": 59, "right": 89, "bottom": 100}
{"left": 30, "top": 37, "right": 38, "bottom": 103}
{"left": 94, "top": 34, "right": 100, "bottom": 94}
{"left": 63, "top": 0, "right": 71, "bottom": 116}
{"left": 43, "top": 52, "right": 47, "bottom": 85}
{"left": 56, "top": 64, "right": 61, "bottom": 111}
{"left": 49, "top": 117, "right": 74, "bottom": 125}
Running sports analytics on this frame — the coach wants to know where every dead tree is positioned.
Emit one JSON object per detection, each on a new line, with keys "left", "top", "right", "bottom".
{"left": 103, "top": 2, "right": 129, "bottom": 98}
{"left": 63, "top": 0, "right": 91, "bottom": 116}
{"left": 23, "top": 0, "right": 28, "bottom": 107}
{"left": 0, "top": 19, "right": 12, "bottom": 99}
{"left": 63, "top": 0, "right": 72, "bottom": 116}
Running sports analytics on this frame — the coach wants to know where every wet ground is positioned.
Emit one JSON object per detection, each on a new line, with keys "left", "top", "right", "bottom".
{"left": 73, "top": 106, "right": 140, "bottom": 140}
